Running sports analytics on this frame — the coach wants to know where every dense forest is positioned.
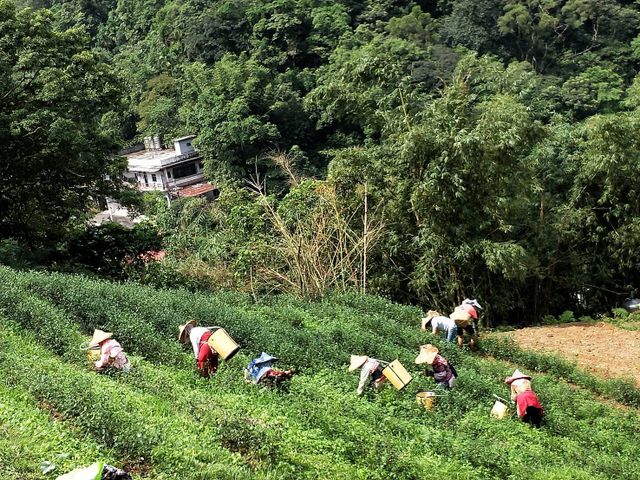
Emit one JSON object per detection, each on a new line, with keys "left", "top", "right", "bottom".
{"left": 2, "top": 0, "right": 640, "bottom": 323}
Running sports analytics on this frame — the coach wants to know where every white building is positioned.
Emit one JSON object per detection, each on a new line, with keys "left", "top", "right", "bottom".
{"left": 123, "top": 135, "right": 213, "bottom": 194}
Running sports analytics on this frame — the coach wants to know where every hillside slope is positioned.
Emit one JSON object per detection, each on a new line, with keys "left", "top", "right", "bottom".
{"left": 1, "top": 266, "right": 639, "bottom": 479}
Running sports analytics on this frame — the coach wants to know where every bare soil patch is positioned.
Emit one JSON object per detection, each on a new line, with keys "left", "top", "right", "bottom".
{"left": 496, "top": 322, "right": 640, "bottom": 386}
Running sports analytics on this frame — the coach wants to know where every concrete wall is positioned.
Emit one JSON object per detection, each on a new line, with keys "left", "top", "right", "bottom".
{"left": 174, "top": 138, "right": 195, "bottom": 156}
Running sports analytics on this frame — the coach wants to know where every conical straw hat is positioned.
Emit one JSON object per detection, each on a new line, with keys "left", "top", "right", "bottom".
{"left": 178, "top": 319, "right": 196, "bottom": 343}
{"left": 89, "top": 329, "right": 112, "bottom": 347}
{"left": 450, "top": 308, "right": 471, "bottom": 322}
{"left": 348, "top": 355, "right": 368, "bottom": 372}
{"left": 504, "top": 369, "right": 531, "bottom": 385}
{"left": 415, "top": 344, "right": 439, "bottom": 365}
{"left": 421, "top": 310, "right": 441, "bottom": 330}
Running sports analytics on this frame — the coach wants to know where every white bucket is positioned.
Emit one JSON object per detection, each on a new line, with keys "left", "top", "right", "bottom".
{"left": 490, "top": 400, "right": 509, "bottom": 419}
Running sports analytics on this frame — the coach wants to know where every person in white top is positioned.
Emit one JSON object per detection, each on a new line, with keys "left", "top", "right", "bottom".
{"left": 348, "top": 355, "right": 387, "bottom": 395}
{"left": 178, "top": 320, "right": 219, "bottom": 377}
{"left": 421, "top": 310, "right": 458, "bottom": 343}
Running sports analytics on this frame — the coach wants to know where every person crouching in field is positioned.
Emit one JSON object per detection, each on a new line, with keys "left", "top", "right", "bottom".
{"left": 450, "top": 298, "right": 482, "bottom": 351}
{"left": 244, "top": 352, "right": 295, "bottom": 386}
{"left": 90, "top": 329, "right": 131, "bottom": 373}
{"left": 422, "top": 310, "right": 458, "bottom": 343}
{"left": 178, "top": 320, "right": 219, "bottom": 377}
{"left": 505, "top": 369, "right": 544, "bottom": 428}
{"left": 415, "top": 344, "right": 457, "bottom": 390}
{"left": 349, "top": 355, "right": 387, "bottom": 395}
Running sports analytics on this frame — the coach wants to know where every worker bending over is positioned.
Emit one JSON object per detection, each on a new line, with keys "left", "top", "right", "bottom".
{"left": 244, "top": 352, "right": 295, "bottom": 386}
{"left": 349, "top": 355, "right": 387, "bottom": 395}
{"left": 178, "top": 320, "right": 219, "bottom": 377}
{"left": 415, "top": 344, "right": 457, "bottom": 389}
{"left": 450, "top": 298, "right": 482, "bottom": 351}
{"left": 422, "top": 310, "right": 457, "bottom": 343}
{"left": 505, "top": 369, "right": 544, "bottom": 428}
{"left": 89, "top": 329, "right": 131, "bottom": 373}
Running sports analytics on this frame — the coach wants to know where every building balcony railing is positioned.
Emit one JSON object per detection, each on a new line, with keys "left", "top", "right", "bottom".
{"left": 166, "top": 173, "right": 205, "bottom": 189}
{"left": 159, "top": 150, "right": 202, "bottom": 167}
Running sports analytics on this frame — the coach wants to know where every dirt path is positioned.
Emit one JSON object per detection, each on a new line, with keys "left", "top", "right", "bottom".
{"left": 495, "top": 322, "right": 640, "bottom": 386}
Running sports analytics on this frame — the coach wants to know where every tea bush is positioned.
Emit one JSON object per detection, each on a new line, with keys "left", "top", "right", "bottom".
{"left": 481, "top": 335, "right": 640, "bottom": 408}
{"left": 0, "top": 382, "right": 119, "bottom": 479}
{"left": 1, "top": 267, "right": 640, "bottom": 479}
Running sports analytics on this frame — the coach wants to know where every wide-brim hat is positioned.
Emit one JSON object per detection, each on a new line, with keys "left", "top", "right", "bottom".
{"left": 415, "top": 344, "right": 439, "bottom": 365}
{"left": 89, "top": 329, "right": 112, "bottom": 347}
{"left": 178, "top": 319, "right": 196, "bottom": 343}
{"left": 348, "top": 355, "right": 368, "bottom": 372}
{"left": 253, "top": 352, "right": 279, "bottom": 366}
{"left": 421, "top": 310, "right": 441, "bottom": 330}
{"left": 505, "top": 369, "right": 532, "bottom": 385}
{"left": 450, "top": 308, "right": 471, "bottom": 322}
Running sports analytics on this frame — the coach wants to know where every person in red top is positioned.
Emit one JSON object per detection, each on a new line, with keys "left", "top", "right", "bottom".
{"left": 505, "top": 369, "right": 544, "bottom": 428}
{"left": 450, "top": 298, "right": 482, "bottom": 351}
{"left": 178, "top": 320, "right": 219, "bottom": 377}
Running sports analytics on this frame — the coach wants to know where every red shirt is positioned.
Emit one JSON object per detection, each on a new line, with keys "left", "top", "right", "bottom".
{"left": 515, "top": 390, "right": 543, "bottom": 418}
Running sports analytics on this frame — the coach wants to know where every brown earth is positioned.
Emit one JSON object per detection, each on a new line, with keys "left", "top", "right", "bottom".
{"left": 495, "top": 322, "right": 640, "bottom": 386}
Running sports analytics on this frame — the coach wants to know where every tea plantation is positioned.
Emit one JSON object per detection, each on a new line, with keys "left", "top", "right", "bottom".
{"left": 1, "top": 266, "right": 639, "bottom": 479}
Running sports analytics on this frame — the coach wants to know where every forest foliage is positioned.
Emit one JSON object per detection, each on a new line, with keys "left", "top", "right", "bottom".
{"left": 2, "top": 0, "right": 640, "bottom": 322}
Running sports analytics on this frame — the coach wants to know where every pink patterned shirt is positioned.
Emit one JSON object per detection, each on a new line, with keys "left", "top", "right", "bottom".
{"left": 94, "top": 339, "right": 130, "bottom": 371}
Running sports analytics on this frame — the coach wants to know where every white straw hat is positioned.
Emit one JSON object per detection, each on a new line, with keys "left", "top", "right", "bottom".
{"left": 89, "top": 329, "right": 112, "bottom": 348}
{"left": 504, "top": 369, "right": 532, "bottom": 385}
{"left": 348, "top": 355, "right": 368, "bottom": 372}
{"left": 178, "top": 319, "right": 196, "bottom": 343}
{"left": 415, "top": 344, "right": 439, "bottom": 365}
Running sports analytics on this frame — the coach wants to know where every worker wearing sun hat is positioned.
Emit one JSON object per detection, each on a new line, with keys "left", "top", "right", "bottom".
{"left": 349, "top": 354, "right": 387, "bottom": 395}
{"left": 450, "top": 298, "right": 482, "bottom": 351}
{"left": 415, "top": 344, "right": 457, "bottom": 389}
{"left": 505, "top": 369, "right": 543, "bottom": 428}
{"left": 178, "top": 320, "right": 219, "bottom": 378}
{"left": 244, "top": 352, "right": 295, "bottom": 385}
{"left": 89, "top": 329, "right": 131, "bottom": 373}
{"left": 422, "top": 310, "right": 458, "bottom": 343}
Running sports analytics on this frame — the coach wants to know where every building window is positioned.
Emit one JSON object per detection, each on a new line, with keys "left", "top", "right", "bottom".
{"left": 152, "top": 174, "right": 157, "bottom": 182}
{"left": 167, "top": 170, "right": 172, "bottom": 178}
{"left": 199, "top": 162, "right": 204, "bottom": 170}
{"left": 186, "top": 142, "right": 191, "bottom": 147}
{"left": 143, "top": 173, "right": 148, "bottom": 186}
{"left": 172, "top": 162, "right": 198, "bottom": 179}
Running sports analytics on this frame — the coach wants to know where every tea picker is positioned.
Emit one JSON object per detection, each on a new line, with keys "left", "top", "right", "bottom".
{"left": 349, "top": 355, "right": 388, "bottom": 395}
{"left": 82, "top": 329, "right": 131, "bottom": 374}
{"left": 349, "top": 355, "right": 413, "bottom": 395}
{"left": 178, "top": 320, "right": 240, "bottom": 378}
{"left": 504, "top": 369, "right": 544, "bottom": 428}
{"left": 450, "top": 298, "right": 482, "bottom": 351}
{"left": 421, "top": 310, "right": 458, "bottom": 343}
{"left": 244, "top": 352, "right": 295, "bottom": 387}
{"left": 415, "top": 344, "right": 457, "bottom": 390}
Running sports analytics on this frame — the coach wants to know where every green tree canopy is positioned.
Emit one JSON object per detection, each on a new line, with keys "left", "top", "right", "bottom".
{"left": 0, "top": 1, "right": 121, "bottom": 242}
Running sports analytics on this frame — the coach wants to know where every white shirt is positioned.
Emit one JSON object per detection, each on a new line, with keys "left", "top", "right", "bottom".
{"left": 189, "top": 327, "right": 210, "bottom": 358}
{"left": 357, "top": 358, "right": 381, "bottom": 395}
{"left": 431, "top": 315, "right": 456, "bottom": 334}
